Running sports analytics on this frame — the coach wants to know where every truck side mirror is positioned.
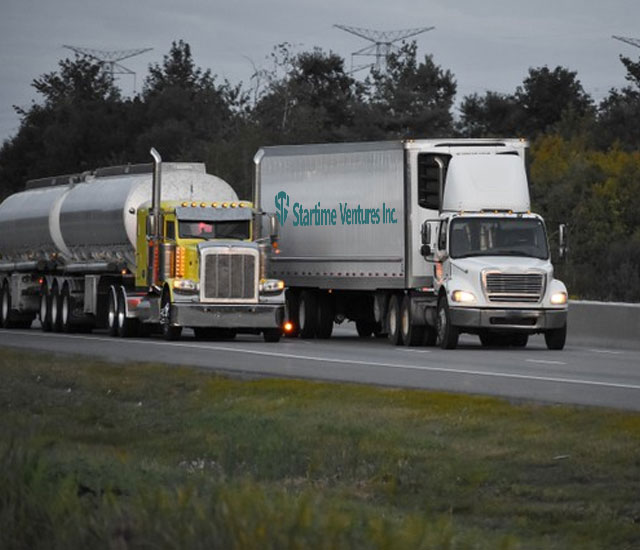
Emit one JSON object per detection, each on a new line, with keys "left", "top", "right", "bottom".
{"left": 421, "top": 221, "right": 431, "bottom": 245}
{"left": 268, "top": 213, "right": 280, "bottom": 243}
{"left": 558, "top": 223, "right": 568, "bottom": 258}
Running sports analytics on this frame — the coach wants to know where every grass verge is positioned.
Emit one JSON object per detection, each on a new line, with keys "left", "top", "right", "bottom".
{"left": 0, "top": 347, "right": 639, "bottom": 549}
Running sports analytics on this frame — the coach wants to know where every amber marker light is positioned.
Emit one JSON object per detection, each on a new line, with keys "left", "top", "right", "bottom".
{"left": 212, "top": 202, "right": 218, "bottom": 208}
{"left": 283, "top": 321, "right": 294, "bottom": 333}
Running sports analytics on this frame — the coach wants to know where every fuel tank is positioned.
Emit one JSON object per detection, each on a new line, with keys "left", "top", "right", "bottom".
{"left": 0, "top": 163, "right": 238, "bottom": 269}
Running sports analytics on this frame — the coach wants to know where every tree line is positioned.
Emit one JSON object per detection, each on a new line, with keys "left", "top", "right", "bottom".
{"left": 1, "top": 40, "right": 639, "bottom": 301}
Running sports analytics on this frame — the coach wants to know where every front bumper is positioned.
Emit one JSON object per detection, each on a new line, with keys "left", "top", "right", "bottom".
{"left": 172, "top": 303, "right": 284, "bottom": 329}
{"left": 449, "top": 307, "right": 567, "bottom": 331}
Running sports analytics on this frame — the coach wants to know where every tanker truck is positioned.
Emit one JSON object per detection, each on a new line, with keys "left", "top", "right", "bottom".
{"left": 255, "top": 139, "right": 568, "bottom": 350}
{"left": 0, "top": 149, "right": 285, "bottom": 342}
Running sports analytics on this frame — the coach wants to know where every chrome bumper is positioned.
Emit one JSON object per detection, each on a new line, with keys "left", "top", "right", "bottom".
{"left": 172, "top": 303, "right": 284, "bottom": 329}
{"left": 449, "top": 307, "right": 567, "bottom": 331}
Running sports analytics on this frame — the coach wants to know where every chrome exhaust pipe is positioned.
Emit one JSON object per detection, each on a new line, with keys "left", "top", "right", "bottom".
{"left": 150, "top": 147, "right": 162, "bottom": 240}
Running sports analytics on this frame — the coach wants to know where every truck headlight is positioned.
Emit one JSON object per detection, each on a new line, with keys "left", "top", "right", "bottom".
{"left": 259, "top": 279, "right": 285, "bottom": 294}
{"left": 173, "top": 279, "right": 199, "bottom": 292}
{"left": 550, "top": 291, "right": 568, "bottom": 305}
{"left": 452, "top": 290, "right": 476, "bottom": 303}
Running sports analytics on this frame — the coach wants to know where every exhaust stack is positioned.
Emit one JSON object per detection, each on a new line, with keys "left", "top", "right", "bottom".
{"left": 150, "top": 148, "right": 162, "bottom": 239}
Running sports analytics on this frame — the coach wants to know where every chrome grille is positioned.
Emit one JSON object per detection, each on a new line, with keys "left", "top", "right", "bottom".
{"left": 484, "top": 272, "right": 544, "bottom": 303}
{"left": 202, "top": 252, "right": 257, "bottom": 302}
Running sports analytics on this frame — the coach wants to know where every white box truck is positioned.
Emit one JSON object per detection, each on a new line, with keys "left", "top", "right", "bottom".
{"left": 255, "top": 139, "right": 568, "bottom": 350}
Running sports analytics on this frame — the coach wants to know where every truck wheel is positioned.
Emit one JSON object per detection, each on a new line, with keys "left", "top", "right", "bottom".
{"left": 545, "top": 324, "right": 566, "bottom": 350}
{"left": 50, "top": 285, "right": 62, "bottom": 333}
{"left": 107, "top": 287, "right": 119, "bottom": 336}
{"left": 436, "top": 296, "right": 459, "bottom": 350}
{"left": 117, "top": 288, "right": 138, "bottom": 338}
{"left": 400, "top": 295, "right": 425, "bottom": 347}
{"left": 60, "top": 285, "right": 75, "bottom": 334}
{"left": 160, "top": 292, "right": 182, "bottom": 341}
{"left": 316, "top": 294, "right": 334, "bottom": 339}
{"left": 387, "top": 294, "right": 403, "bottom": 346}
{"left": 263, "top": 328, "right": 282, "bottom": 343}
{"left": 298, "top": 291, "right": 317, "bottom": 339}
{"left": 285, "top": 290, "right": 300, "bottom": 338}
{"left": 356, "top": 320, "right": 375, "bottom": 338}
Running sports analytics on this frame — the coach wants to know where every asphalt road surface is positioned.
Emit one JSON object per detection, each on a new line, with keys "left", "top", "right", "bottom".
{"left": 1, "top": 325, "right": 639, "bottom": 411}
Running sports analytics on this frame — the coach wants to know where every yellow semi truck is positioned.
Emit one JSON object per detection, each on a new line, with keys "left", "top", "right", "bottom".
{"left": 0, "top": 149, "right": 285, "bottom": 342}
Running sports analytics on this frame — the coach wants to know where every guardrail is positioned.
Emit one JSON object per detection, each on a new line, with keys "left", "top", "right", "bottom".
{"left": 568, "top": 300, "right": 640, "bottom": 350}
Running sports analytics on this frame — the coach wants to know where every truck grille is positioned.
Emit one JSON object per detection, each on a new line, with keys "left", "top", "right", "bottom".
{"left": 202, "top": 251, "right": 257, "bottom": 302}
{"left": 483, "top": 272, "right": 544, "bottom": 303}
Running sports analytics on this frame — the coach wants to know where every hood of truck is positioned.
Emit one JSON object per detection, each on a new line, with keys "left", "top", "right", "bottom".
{"left": 451, "top": 255, "right": 551, "bottom": 274}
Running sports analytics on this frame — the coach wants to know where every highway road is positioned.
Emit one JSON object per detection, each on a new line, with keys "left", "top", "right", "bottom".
{"left": 1, "top": 325, "right": 639, "bottom": 411}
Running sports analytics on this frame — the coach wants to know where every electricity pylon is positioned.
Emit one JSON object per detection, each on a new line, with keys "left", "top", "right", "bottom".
{"left": 63, "top": 45, "right": 153, "bottom": 92}
{"left": 334, "top": 24, "right": 435, "bottom": 73}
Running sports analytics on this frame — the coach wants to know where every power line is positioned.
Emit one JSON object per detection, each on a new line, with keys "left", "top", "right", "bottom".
{"left": 334, "top": 24, "right": 435, "bottom": 74}
{"left": 612, "top": 35, "right": 640, "bottom": 50}
{"left": 63, "top": 45, "right": 153, "bottom": 92}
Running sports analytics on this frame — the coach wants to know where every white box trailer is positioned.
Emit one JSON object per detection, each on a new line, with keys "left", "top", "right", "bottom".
{"left": 255, "top": 139, "right": 568, "bottom": 350}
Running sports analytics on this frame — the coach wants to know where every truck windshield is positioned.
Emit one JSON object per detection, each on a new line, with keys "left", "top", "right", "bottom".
{"left": 178, "top": 220, "right": 250, "bottom": 240}
{"left": 449, "top": 218, "right": 549, "bottom": 260}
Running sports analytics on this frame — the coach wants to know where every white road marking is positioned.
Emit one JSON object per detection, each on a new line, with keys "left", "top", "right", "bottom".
{"left": 4, "top": 331, "right": 640, "bottom": 392}
{"left": 587, "top": 349, "right": 624, "bottom": 355}
{"left": 397, "top": 348, "right": 433, "bottom": 354}
{"left": 526, "top": 359, "right": 567, "bottom": 366}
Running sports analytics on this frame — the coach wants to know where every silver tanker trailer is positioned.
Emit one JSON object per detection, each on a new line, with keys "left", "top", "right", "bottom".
{"left": 0, "top": 149, "right": 285, "bottom": 341}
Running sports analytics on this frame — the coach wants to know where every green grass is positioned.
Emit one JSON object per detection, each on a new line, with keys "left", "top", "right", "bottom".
{"left": 1, "top": 347, "right": 639, "bottom": 549}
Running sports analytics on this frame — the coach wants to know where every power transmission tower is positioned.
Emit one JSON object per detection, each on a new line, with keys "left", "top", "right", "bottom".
{"left": 62, "top": 45, "right": 153, "bottom": 92}
{"left": 334, "top": 24, "right": 435, "bottom": 73}
{"left": 612, "top": 35, "right": 640, "bottom": 49}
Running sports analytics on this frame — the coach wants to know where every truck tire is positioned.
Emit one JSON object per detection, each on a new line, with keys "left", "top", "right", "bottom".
{"left": 436, "top": 295, "right": 459, "bottom": 350}
{"left": 39, "top": 285, "right": 52, "bottom": 332}
{"left": 316, "top": 293, "right": 334, "bottom": 339}
{"left": 285, "top": 290, "right": 300, "bottom": 338}
{"left": 545, "top": 324, "right": 566, "bottom": 350}
{"left": 400, "top": 295, "right": 425, "bottom": 347}
{"left": 387, "top": 294, "right": 403, "bottom": 346}
{"left": 263, "top": 328, "right": 282, "bottom": 343}
{"left": 160, "top": 291, "right": 182, "bottom": 341}
{"left": 117, "top": 288, "right": 138, "bottom": 338}
{"left": 298, "top": 291, "right": 317, "bottom": 339}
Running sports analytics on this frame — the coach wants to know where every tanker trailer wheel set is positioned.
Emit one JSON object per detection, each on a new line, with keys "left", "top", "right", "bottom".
{"left": 0, "top": 149, "right": 286, "bottom": 342}
{"left": 257, "top": 139, "right": 568, "bottom": 350}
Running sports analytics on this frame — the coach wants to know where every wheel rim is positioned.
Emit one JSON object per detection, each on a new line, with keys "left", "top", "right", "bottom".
{"left": 1, "top": 290, "right": 8, "bottom": 323}
{"left": 299, "top": 300, "right": 306, "bottom": 329}
{"left": 62, "top": 294, "right": 69, "bottom": 326}
{"left": 108, "top": 294, "right": 116, "bottom": 329}
{"left": 401, "top": 306, "right": 409, "bottom": 337}
{"left": 40, "top": 293, "right": 48, "bottom": 323}
{"left": 118, "top": 301, "right": 125, "bottom": 329}
{"left": 50, "top": 290, "right": 58, "bottom": 325}
{"left": 389, "top": 305, "right": 397, "bottom": 335}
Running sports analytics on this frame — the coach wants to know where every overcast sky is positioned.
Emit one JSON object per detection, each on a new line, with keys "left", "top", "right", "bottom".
{"left": 1, "top": 0, "right": 639, "bottom": 143}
